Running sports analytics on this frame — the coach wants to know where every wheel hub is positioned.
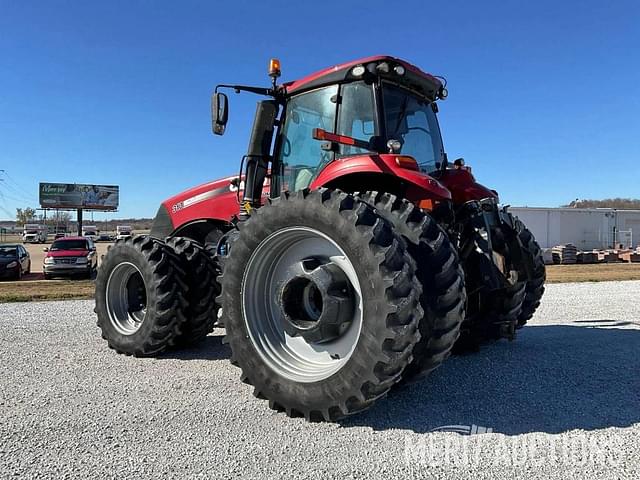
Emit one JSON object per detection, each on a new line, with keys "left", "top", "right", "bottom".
{"left": 280, "top": 261, "right": 354, "bottom": 343}
{"left": 241, "top": 226, "right": 363, "bottom": 383}
{"left": 106, "top": 262, "right": 147, "bottom": 335}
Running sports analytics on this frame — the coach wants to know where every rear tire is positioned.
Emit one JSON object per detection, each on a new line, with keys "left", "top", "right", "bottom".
{"left": 357, "top": 191, "right": 466, "bottom": 382}
{"left": 221, "top": 189, "right": 423, "bottom": 421}
{"left": 95, "top": 236, "right": 188, "bottom": 356}
{"left": 166, "top": 236, "right": 220, "bottom": 345}
{"left": 515, "top": 219, "right": 545, "bottom": 327}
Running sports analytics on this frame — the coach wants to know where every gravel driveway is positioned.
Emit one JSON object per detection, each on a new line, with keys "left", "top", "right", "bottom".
{"left": 1, "top": 281, "right": 639, "bottom": 479}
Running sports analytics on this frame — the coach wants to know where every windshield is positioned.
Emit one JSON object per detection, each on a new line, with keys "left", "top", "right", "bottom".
{"left": 382, "top": 83, "right": 444, "bottom": 173}
{"left": 50, "top": 240, "right": 88, "bottom": 251}
{"left": 0, "top": 247, "right": 17, "bottom": 257}
{"left": 25, "top": 230, "right": 37, "bottom": 234}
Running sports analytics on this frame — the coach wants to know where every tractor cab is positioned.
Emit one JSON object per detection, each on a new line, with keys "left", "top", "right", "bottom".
{"left": 212, "top": 56, "right": 450, "bottom": 214}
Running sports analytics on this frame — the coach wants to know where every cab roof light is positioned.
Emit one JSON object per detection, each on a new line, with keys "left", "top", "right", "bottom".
{"left": 351, "top": 65, "right": 365, "bottom": 77}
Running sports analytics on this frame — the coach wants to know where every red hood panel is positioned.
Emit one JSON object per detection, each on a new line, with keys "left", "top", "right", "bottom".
{"left": 161, "top": 176, "right": 243, "bottom": 229}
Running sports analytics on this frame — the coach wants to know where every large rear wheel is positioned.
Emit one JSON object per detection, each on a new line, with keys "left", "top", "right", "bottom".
{"left": 357, "top": 191, "right": 466, "bottom": 382}
{"left": 456, "top": 218, "right": 543, "bottom": 350}
{"left": 515, "top": 219, "right": 546, "bottom": 327}
{"left": 221, "top": 189, "right": 423, "bottom": 421}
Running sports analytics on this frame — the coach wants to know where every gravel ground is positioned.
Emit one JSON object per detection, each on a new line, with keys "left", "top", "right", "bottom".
{"left": 1, "top": 281, "right": 639, "bottom": 479}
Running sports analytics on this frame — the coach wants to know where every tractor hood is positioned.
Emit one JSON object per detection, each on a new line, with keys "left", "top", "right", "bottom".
{"left": 150, "top": 175, "right": 245, "bottom": 239}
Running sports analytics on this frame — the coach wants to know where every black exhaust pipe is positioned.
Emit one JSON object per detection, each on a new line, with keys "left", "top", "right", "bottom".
{"left": 241, "top": 100, "right": 278, "bottom": 217}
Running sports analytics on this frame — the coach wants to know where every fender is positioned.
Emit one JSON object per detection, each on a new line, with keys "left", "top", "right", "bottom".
{"left": 310, "top": 154, "right": 452, "bottom": 202}
{"left": 433, "top": 168, "right": 498, "bottom": 205}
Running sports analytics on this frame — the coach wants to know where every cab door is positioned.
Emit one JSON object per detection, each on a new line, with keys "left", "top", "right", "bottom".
{"left": 275, "top": 85, "right": 338, "bottom": 193}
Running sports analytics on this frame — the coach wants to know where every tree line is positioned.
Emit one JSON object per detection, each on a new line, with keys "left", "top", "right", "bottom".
{"left": 562, "top": 198, "right": 640, "bottom": 209}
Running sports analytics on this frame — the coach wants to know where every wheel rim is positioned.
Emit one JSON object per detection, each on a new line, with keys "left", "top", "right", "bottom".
{"left": 106, "top": 262, "right": 147, "bottom": 335}
{"left": 242, "top": 227, "right": 363, "bottom": 383}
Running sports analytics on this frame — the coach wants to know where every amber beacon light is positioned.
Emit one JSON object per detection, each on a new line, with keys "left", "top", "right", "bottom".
{"left": 268, "top": 58, "right": 281, "bottom": 78}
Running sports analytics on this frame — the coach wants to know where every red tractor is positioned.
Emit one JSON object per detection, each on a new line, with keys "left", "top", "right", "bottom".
{"left": 95, "top": 56, "right": 545, "bottom": 421}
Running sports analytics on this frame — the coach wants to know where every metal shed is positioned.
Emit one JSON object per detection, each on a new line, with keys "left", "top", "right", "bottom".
{"left": 509, "top": 207, "right": 639, "bottom": 250}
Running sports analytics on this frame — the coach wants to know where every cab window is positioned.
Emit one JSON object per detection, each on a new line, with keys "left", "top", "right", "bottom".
{"left": 277, "top": 85, "right": 338, "bottom": 191}
{"left": 336, "top": 82, "right": 377, "bottom": 157}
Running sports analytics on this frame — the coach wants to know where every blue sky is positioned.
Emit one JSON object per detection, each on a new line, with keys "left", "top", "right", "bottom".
{"left": 1, "top": 0, "right": 639, "bottom": 220}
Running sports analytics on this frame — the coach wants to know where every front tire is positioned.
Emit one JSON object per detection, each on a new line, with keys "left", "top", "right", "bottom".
{"left": 95, "top": 236, "right": 188, "bottom": 356}
{"left": 166, "top": 236, "right": 220, "bottom": 345}
{"left": 221, "top": 189, "right": 423, "bottom": 421}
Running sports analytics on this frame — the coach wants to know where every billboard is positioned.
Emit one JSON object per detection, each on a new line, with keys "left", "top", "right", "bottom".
{"left": 39, "top": 183, "right": 119, "bottom": 210}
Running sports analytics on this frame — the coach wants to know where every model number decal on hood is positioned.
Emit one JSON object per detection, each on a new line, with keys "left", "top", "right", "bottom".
{"left": 171, "top": 187, "right": 228, "bottom": 214}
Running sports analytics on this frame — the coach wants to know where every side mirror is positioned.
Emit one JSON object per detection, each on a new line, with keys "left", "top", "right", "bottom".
{"left": 211, "top": 92, "right": 229, "bottom": 135}
{"left": 42, "top": 247, "right": 49, "bottom": 252}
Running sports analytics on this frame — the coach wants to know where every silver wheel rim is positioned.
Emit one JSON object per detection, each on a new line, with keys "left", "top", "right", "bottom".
{"left": 242, "top": 227, "right": 363, "bottom": 383}
{"left": 106, "top": 262, "right": 147, "bottom": 335}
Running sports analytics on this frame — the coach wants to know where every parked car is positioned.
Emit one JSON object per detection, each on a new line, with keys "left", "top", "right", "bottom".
{"left": 97, "top": 234, "right": 112, "bottom": 242}
{"left": 0, "top": 244, "right": 31, "bottom": 280}
{"left": 43, "top": 237, "right": 98, "bottom": 279}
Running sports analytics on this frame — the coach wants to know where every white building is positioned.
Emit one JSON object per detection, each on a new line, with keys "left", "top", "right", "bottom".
{"left": 510, "top": 207, "right": 640, "bottom": 250}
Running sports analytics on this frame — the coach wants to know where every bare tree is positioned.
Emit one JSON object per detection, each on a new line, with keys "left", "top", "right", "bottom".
{"left": 16, "top": 207, "right": 37, "bottom": 225}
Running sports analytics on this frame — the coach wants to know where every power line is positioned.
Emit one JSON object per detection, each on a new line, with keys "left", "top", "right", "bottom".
{"left": 0, "top": 186, "right": 34, "bottom": 204}
{"left": 0, "top": 169, "right": 38, "bottom": 202}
